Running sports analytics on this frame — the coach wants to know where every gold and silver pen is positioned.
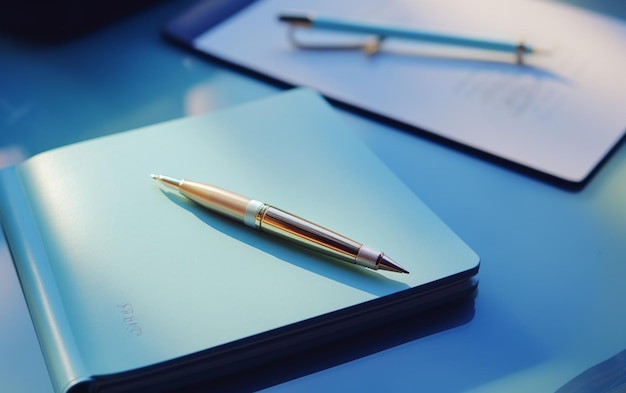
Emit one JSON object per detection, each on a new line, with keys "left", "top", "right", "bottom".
{"left": 151, "top": 174, "right": 408, "bottom": 274}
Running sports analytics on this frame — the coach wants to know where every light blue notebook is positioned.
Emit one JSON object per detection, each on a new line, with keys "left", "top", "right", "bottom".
{"left": 0, "top": 89, "right": 478, "bottom": 392}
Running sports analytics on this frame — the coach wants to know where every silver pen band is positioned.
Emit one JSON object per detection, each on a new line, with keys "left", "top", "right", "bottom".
{"left": 244, "top": 199, "right": 264, "bottom": 227}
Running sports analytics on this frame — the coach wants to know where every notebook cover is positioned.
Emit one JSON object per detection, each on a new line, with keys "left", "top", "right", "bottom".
{"left": 0, "top": 89, "right": 479, "bottom": 392}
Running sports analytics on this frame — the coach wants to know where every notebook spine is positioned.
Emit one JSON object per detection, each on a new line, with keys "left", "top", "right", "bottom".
{"left": 0, "top": 167, "right": 89, "bottom": 393}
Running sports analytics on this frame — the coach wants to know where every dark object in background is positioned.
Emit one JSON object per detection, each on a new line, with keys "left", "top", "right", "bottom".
{"left": 0, "top": 0, "right": 163, "bottom": 42}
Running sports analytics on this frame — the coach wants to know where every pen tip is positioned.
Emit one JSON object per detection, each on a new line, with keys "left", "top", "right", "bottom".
{"left": 150, "top": 174, "right": 183, "bottom": 189}
{"left": 378, "top": 254, "right": 409, "bottom": 274}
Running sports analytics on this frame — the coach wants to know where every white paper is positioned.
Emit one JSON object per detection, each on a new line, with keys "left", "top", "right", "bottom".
{"left": 194, "top": 0, "right": 626, "bottom": 183}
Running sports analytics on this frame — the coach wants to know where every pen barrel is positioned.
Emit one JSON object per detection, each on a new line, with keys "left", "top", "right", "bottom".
{"left": 176, "top": 179, "right": 385, "bottom": 270}
{"left": 258, "top": 206, "right": 369, "bottom": 267}
{"left": 179, "top": 181, "right": 251, "bottom": 222}
{"left": 313, "top": 17, "right": 530, "bottom": 54}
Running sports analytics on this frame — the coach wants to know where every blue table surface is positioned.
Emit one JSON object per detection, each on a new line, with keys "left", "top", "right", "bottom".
{"left": 1, "top": 1, "right": 625, "bottom": 392}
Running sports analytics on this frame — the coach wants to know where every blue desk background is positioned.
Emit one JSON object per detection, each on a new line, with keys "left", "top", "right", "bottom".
{"left": 1, "top": 1, "right": 625, "bottom": 391}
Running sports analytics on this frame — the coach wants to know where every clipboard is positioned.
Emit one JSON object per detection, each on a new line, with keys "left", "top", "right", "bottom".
{"left": 163, "top": 0, "right": 626, "bottom": 188}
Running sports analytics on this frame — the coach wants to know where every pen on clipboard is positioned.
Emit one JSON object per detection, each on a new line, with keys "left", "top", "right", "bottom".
{"left": 279, "top": 12, "right": 544, "bottom": 64}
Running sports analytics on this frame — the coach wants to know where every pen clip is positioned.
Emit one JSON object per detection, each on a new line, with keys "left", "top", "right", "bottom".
{"left": 286, "top": 25, "right": 387, "bottom": 56}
